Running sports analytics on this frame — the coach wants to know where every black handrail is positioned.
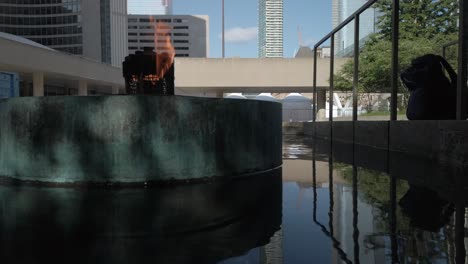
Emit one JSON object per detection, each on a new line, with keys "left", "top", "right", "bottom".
{"left": 457, "top": 0, "right": 468, "bottom": 120}
{"left": 442, "top": 40, "right": 458, "bottom": 59}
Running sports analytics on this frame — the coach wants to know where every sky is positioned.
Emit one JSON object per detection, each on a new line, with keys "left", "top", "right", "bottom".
{"left": 130, "top": 0, "right": 333, "bottom": 58}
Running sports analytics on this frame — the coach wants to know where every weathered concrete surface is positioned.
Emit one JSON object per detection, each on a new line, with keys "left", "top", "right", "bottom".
{"left": 313, "top": 138, "right": 468, "bottom": 204}
{"left": 355, "top": 121, "right": 389, "bottom": 149}
{"left": 282, "top": 122, "right": 305, "bottom": 135}
{"left": 0, "top": 95, "right": 282, "bottom": 183}
{"left": 314, "top": 122, "right": 331, "bottom": 140}
{"left": 303, "top": 120, "right": 468, "bottom": 165}
{"left": 332, "top": 122, "right": 353, "bottom": 144}
{"left": 0, "top": 169, "right": 282, "bottom": 263}
{"left": 389, "top": 121, "right": 438, "bottom": 158}
{"left": 175, "top": 57, "right": 349, "bottom": 93}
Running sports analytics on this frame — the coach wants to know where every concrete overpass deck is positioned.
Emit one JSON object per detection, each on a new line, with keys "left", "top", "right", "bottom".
{"left": 0, "top": 33, "right": 346, "bottom": 97}
{"left": 174, "top": 57, "right": 348, "bottom": 94}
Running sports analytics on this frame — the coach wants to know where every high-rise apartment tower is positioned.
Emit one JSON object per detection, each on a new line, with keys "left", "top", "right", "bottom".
{"left": 258, "top": 0, "right": 283, "bottom": 58}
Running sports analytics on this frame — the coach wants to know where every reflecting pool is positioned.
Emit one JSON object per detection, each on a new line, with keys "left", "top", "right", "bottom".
{"left": 222, "top": 135, "right": 468, "bottom": 264}
{"left": 1, "top": 135, "right": 467, "bottom": 263}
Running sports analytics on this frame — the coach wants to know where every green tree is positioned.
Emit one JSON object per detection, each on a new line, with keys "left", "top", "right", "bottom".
{"left": 334, "top": 0, "right": 459, "bottom": 94}
{"left": 375, "top": 0, "right": 458, "bottom": 40}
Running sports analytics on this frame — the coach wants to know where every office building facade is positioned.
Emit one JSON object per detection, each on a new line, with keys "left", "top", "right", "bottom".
{"left": 128, "top": 0, "right": 172, "bottom": 15}
{"left": 0, "top": 0, "right": 128, "bottom": 68}
{"left": 258, "top": 0, "right": 283, "bottom": 58}
{"left": 128, "top": 15, "right": 209, "bottom": 58}
{"left": 332, "top": 0, "right": 380, "bottom": 56}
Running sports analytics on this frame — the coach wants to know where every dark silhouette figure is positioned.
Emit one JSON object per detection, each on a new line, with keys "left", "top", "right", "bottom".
{"left": 401, "top": 54, "right": 458, "bottom": 120}
{"left": 399, "top": 184, "right": 454, "bottom": 232}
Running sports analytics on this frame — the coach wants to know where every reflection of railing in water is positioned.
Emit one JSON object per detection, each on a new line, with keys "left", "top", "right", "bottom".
{"left": 313, "top": 138, "right": 468, "bottom": 263}
{"left": 312, "top": 144, "right": 353, "bottom": 264}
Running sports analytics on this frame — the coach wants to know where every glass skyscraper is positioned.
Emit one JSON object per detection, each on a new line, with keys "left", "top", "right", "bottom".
{"left": 332, "top": 0, "right": 380, "bottom": 56}
{"left": 128, "top": 0, "right": 172, "bottom": 15}
{"left": 0, "top": 0, "right": 128, "bottom": 67}
{"left": 258, "top": 0, "right": 283, "bottom": 58}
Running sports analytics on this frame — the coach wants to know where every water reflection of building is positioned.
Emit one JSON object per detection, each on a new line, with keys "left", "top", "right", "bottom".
{"left": 220, "top": 231, "right": 283, "bottom": 264}
{"left": 264, "top": 230, "right": 283, "bottom": 264}
{"left": 332, "top": 180, "right": 386, "bottom": 263}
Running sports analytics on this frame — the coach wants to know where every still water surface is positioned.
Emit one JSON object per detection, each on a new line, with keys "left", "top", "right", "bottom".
{"left": 221, "top": 136, "right": 467, "bottom": 264}
{"left": 1, "top": 136, "right": 467, "bottom": 263}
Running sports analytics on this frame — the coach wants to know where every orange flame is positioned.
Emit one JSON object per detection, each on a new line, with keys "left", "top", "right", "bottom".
{"left": 149, "top": 16, "right": 175, "bottom": 81}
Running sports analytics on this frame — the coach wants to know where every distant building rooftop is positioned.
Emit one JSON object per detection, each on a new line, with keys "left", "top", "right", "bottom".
{"left": 0, "top": 32, "right": 56, "bottom": 52}
{"left": 295, "top": 46, "right": 314, "bottom": 58}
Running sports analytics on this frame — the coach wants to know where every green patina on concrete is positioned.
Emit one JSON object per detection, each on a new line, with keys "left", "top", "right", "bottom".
{"left": 0, "top": 96, "right": 282, "bottom": 183}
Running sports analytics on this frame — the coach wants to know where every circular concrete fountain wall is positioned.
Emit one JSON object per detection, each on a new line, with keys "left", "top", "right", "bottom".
{"left": 0, "top": 95, "right": 282, "bottom": 184}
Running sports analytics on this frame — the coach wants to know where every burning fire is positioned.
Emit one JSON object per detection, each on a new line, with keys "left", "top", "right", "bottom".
{"left": 150, "top": 17, "right": 175, "bottom": 81}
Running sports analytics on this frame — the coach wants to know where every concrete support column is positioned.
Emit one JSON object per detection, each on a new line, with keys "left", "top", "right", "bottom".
{"left": 33, "top": 72, "right": 44, "bottom": 97}
{"left": 112, "top": 86, "right": 120, "bottom": 95}
{"left": 78, "top": 80, "right": 88, "bottom": 96}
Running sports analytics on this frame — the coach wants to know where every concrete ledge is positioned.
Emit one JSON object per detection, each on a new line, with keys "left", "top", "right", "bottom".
{"left": 355, "top": 121, "right": 389, "bottom": 149}
{"left": 0, "top": 95, "right": 282, "bottom": 183}
{"left": 316, "top": 139, "right": 467, "bottom": 203}
{"left": 332, "top": 122, "right": 353, "bottom": 144}
{"left": 315, "top": 121, "right": 331, "bottom": 140}
{"left": 389, "top": 121, "right": 437, "bottom": 158}
{"left": 282, "top": 122, "right": 305, "bottom": 135}
{"left": 303, "top": 122, "right": 314, "bottom": 136}
{"left": 300, "top": 120, "right": 468, "bottom": 166}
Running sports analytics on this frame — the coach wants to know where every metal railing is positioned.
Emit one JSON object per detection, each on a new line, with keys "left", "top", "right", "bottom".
{"left": 442, "top": 40, "right": 458, "bottom": 59}
{"left": 312, "top": 0, "right": 468, "bottom": 122}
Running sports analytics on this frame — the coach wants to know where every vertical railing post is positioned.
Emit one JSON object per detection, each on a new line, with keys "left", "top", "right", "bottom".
{"left": 457, "top": 0, "right": 468, "bottom": 120}
{"left": 353, "top": 15, "right": 360, "bottom": 122}
{"left": 312, "top": 143, "right": 317, "bottom": 222}
{"left": 390, "top": 0, "right": 400, "bottom": 121}
{"left": 390, "top": 165, "right": 398, "bottom": 262}
{"left": 313, "top": 47, "right": 318, "bottom": 122}
{"left": 330, "top": 35, "right": 335, "bottom": 123}
{"left": 352, "top": 164, "right": 359, "bottom": 264}
{"left": 328, "top": 156, "right": 334, "bottom": 237}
